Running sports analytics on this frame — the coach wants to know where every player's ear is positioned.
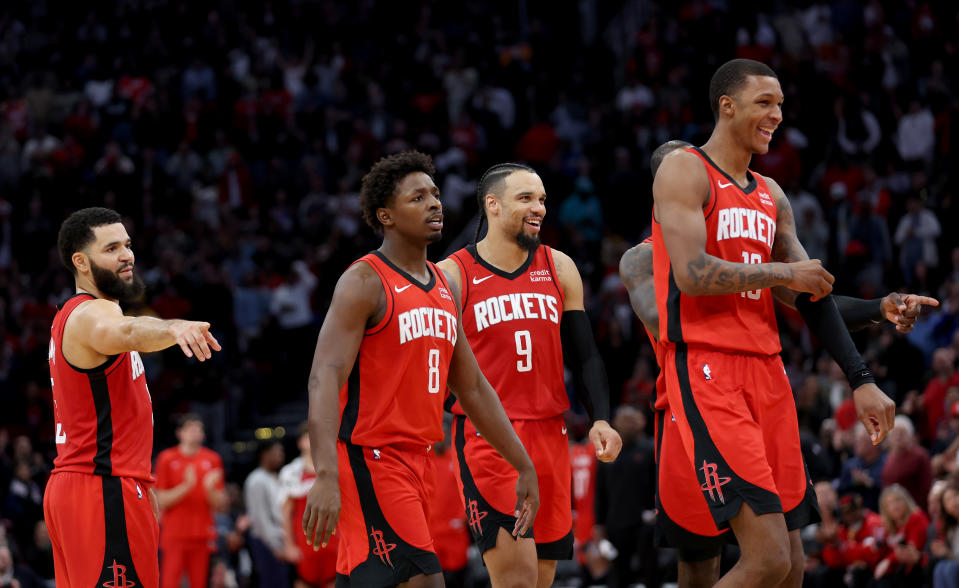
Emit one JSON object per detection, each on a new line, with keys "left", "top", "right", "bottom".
{"left": 485, "top": 193, "right": 499, "bottom": 217}
{"left": 376, "top": 207, "right": 393, "bottom": 228}
{"left": 72, "top": 251, "right": 89, "bottom": 274}
{"left": 719, "top": 95, "right": 735, "bottom": 118}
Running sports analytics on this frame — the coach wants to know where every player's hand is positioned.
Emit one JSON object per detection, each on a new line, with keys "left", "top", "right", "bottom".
{"left": 168, "top": 320, "right": 222, "bottom": 361}
{"left": 182, "top": 464, "right": 197, "bottom": 489}
{"left": 512, "top": 466, "right": 539, "bottom": 538}
{"left": 148, "top": 487, "right": 159, "bottom": 521}
{"left": 786, "top": 259, "right": 834, "bottom": 301}
{"left": 853, "top": 383, "right": 896, "bottom": 445}
{"left": 303, "top": 472, "right": 339, "bottom": 550}
{"left": 203, "top": 468, "right": 223, "bottom": 491}
{"left": 880, "top": 292, "right": 939, "bottom": 333}
{"left": 589, "top": 420, "right": 623, "bottom": 462}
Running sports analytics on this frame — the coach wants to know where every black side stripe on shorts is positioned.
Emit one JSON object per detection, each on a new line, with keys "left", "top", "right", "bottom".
{"left": 452, "top": 417, "right": 503, "bottom": 534}
{"left": 97, "top": 477, "right": 144, "bottom": 587}
{"left": 674, "top": 342, "right": 782, "bottom": 528}
{"left": 338, "top": 363, "right": 361, "bottom": 443}
{"left": 89, "top": 372, "right": 113, "bottom": 476}
{"left": 344, "top": 443, "right": 440, "bottom": 585}
{"left": 666, "top": 269, "right": 684, "bottom": 344}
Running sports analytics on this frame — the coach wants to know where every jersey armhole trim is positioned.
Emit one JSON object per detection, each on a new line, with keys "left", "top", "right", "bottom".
{"left": 450, "top": 252, "right": 470, "bottom": 311}
{"left": 355, "top": 257, "right": 394, "bottom": 336}
{"left": 543, "top": 246, "right": 565, "bottom": 306}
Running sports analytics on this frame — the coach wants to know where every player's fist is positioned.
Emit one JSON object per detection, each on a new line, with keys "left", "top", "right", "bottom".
{"left": 589, "top": 420, "right": 623, "bottom": 462}
{"left": 787, "top": 259, "right": 834, "bottom": 301}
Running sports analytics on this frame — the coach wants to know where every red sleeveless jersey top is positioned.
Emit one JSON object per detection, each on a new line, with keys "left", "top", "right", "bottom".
{"left": 48, "top": 293, "right": 154, "bottom": 481}
{"left": 338, "top": 252, "right": 458, "bottom": 448}
{"left": 446, "top": 245, "right": 567, "bottom": 420}
{"left": 652, "top": 147, "right": 781, "bottom": 356}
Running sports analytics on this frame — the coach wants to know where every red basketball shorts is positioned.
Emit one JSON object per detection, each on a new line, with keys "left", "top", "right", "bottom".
{"left": 44, "top": 471, "right": 159, "bottom": 588}
{"left": 661, "top": 345, "right": 819, "bottom": 531}
{"left": 335, "top": 441, "right": 441, "bottom": 587}
{"left": 655, "top": 405, "right": 730, "bottom": 558}
{"left": 452, "top": 414, "right": 573, "bottom": 560}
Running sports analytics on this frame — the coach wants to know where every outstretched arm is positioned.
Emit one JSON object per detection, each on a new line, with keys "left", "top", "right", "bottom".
{"left": 654, "top": 150, "right": 833, "bottom": 298}
{"left": 66, "top": 298, "right": 221, "bottom": 362}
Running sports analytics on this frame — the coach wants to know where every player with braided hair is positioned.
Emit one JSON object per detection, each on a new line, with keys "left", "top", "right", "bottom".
{"left": 438, "top": 163, "right": 622, "bottom": 587}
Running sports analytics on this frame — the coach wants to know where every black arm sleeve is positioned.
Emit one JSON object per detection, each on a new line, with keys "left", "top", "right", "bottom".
{"left": 795, "top": 294, "right": 876, "bottom": 389}
{"left": 833, "top": 295, "right": 883, "bottom": 332}
{"left": 560, "top": 310, "right": 611, "bottom": 423}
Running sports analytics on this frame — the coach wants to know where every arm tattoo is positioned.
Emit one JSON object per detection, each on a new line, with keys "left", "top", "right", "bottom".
{"left": 771, "top": 191, "right": 808, "bottom": 263}
{"left": 686, "top": 253, "right": 793, "bottom": 295}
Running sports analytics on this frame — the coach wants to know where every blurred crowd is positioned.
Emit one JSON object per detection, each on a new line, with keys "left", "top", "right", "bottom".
{"left": 0, "top": 0, "right": 958, "bottom": 585}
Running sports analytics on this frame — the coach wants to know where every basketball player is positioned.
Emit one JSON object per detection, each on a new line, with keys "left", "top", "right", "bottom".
{"left": 154, "top": 414, "right": 227, "bottom": 588}
{"left": 437, "top": 163, "right": 622, "bottom": 587}
{"left": 280, "top": 424, "right": 338, "bottom": 588}
{"left": 301, "top": 151, "right": 538, "bottom": 588}
{"left": 44, "top": 207, "right": 221, "bottom": 588}
{"left": 652, "top": 59, "right": 896, "bottom": 587}
{"left": 623, "top": 140, "right": 939, "bottom": 587}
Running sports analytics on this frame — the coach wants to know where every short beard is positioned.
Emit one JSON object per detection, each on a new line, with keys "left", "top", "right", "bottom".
{"left": 515, "top": 228, "right": 540, "bottom": 252}
{"left": 427, "top": 230, "right": 443, "bottom": 243}
{"left": 91, "top": 260, "right": 146, "bottom": 303}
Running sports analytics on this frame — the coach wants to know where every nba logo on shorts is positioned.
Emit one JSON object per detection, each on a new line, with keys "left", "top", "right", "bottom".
{"left": 702, "top": 364, "right": 712, "bottom": 380}
{"left": 135, "top": 483, "right": 142, "bottom": 499}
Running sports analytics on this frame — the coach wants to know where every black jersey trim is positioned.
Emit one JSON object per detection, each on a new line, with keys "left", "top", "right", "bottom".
{"left": 666, "top": 269, "right": 684, "bottom": 344}
{"left": 66, "top": 354, "right": 122, "bottom": 374}
{"left": 692, "top": 147, "right": 757, "bottom": 194}
{"left": 89, "top": 372, "right": 114, "bottom": 476}
{"left": 464, "top": 244, "right": 536, "bottom": 280}
{"left": 449, "top": 252, "right": 471, "bottom": 312}
{"left": 338, "top": 361, "right": 361, "bottom": 443}
{"left": 370, "top": 250, "right": 436, "bottom": 292}
{"left": 357, "top": 257, "right": 395, "bottom": 337}
{"left": 542, "top": 247, "right": 565, "bottom": 305}
{"left": 57, "top": 292, "right": 96, "bottom": 310}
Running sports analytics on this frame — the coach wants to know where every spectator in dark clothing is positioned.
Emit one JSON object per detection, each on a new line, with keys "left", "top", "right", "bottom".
{"left": 595, "top": 405, "right": 656, "bottom": 588}
{"left": 0, "top": 545, "right": 44, "bottom": 588}
{"left": 838, "top": 427, "right": 888, "bottom": 512}
{"left": 882, "top": 416, "right": 933, "bottom": 511}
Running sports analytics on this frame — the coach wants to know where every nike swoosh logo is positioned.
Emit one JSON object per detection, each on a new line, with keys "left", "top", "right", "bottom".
{"left": 717, "top": 180, "right": 733, "bottom": 189}
{"left": 472, "top": 275, "right": 493, "bottom": 284}
{"left": 394, "top": 284, "right": 412, "bottom": 293}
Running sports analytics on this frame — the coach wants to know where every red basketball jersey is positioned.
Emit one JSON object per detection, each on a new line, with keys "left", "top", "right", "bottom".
{"left": 447, "top": 245, "right": 567, "bottom": 420}
{"left": 48, "top": 293, "right": 154, "bottom": 481}
{"left": 652, "top": 147, "right": 781, "bottom": 355}
{"left": 570, "top": 442, "right": 597, "bottom": 555}
{"left": 338, "top": 252, "right": 458, "bottom": 448}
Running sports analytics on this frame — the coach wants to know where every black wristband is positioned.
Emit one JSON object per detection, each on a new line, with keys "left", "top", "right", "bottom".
{"left": 795, "top": 294, "right": 876, "bottom": 390}
{"left": 560, "top": 310, "right": 611, "bottom": 423}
